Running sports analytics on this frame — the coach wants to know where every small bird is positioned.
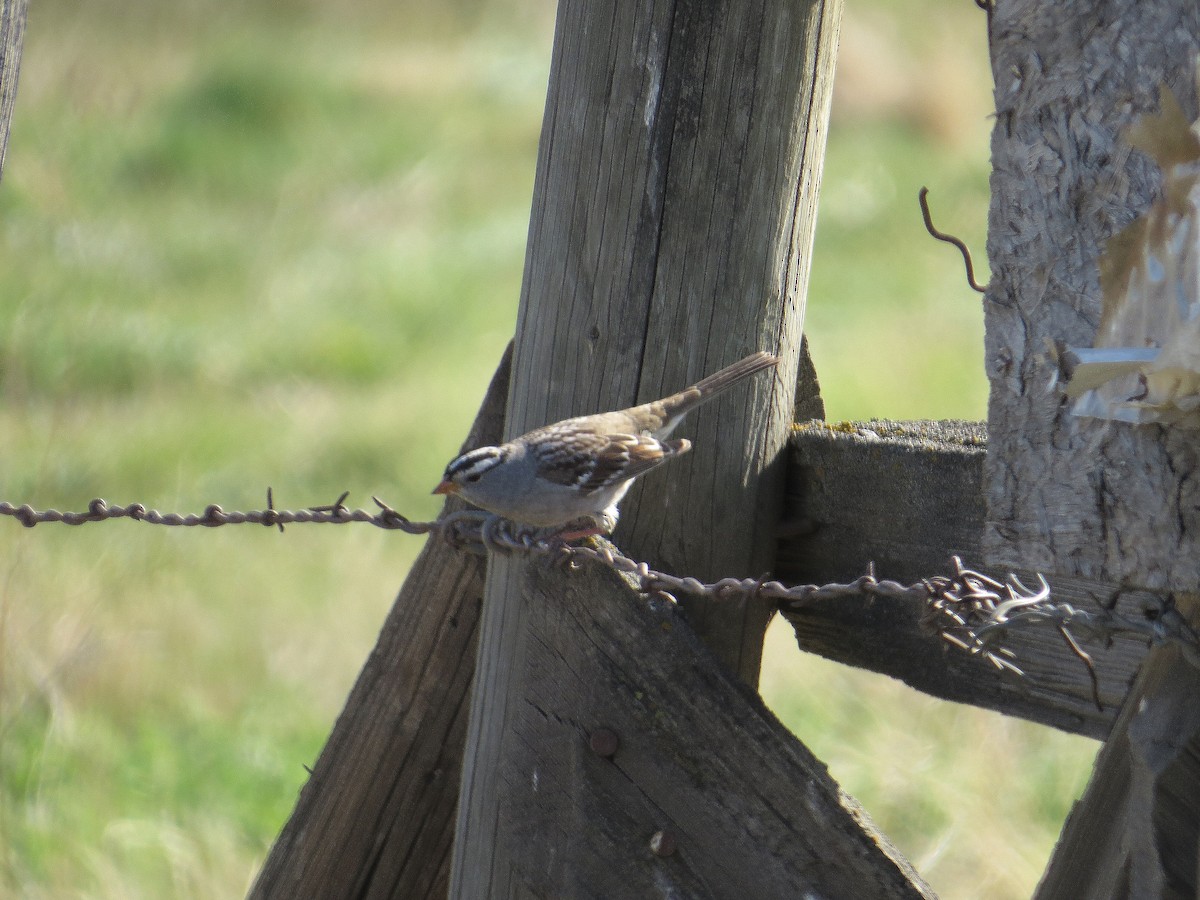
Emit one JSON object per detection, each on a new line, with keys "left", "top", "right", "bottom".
{"left": 433, "top": 351, "right": 779, "bottom": 538}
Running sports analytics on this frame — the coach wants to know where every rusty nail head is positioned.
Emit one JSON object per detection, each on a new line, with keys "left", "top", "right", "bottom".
{"left": 649, "top": 830, "right": 676, "bottom": 857}
{"left": 589, "top": 728, "right": 619, "bottom": 759}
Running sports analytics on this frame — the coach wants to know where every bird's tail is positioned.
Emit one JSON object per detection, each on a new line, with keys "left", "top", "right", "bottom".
{"left": 646, "top": 351, "right": 779, "bottom": 430}
{"left": 691, "top": 351, "right": 779, "bottom": 398}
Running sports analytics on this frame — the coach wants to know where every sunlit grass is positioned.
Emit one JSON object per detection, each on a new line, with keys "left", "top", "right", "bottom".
{"left": 0, "top": 1, "right": 1096, "bottom": 898}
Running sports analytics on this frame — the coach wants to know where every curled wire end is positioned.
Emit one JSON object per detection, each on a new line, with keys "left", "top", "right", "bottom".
{"left": 641, "top": 575, "right": 678, "bottom": 606}
{"left": 919, "top": 186, "right": 988, "bottom": 294}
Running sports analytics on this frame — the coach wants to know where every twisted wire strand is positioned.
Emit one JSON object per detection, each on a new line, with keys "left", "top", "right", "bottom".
{"left": 0, "top": 495, "right": 436, "bottom": 533}
{"left": 4, "top": 495, "right": 1193, "bottom": 693}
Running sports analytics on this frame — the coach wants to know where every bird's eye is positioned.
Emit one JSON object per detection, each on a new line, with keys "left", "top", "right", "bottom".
{"left": 466, "top": 471, "right": 483, "bottom": 483}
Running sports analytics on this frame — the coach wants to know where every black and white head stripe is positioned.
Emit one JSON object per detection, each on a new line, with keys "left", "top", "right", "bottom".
{"left": 444, "top": 446, "right": 507, "bottom": 483}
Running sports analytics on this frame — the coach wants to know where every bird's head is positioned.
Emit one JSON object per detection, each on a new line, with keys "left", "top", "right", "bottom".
{"left": 433, "top": 445, "right": 508, "bottom": 498}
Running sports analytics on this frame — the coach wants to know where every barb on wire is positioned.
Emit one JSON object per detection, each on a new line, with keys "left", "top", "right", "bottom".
{"left": 919, "top": 186, "right": 988, "bottom": 294}
{"left": 6, "top": 495, "right": 1197, "bottom": 693}
{"left": 265, "top": 487, "right": 284, "bottom": 533}
{"left": 0, "top": 494, "right": 438, "bottom": 534}
{"left": 309, "top": 490, "right": 351, "bottom": 517}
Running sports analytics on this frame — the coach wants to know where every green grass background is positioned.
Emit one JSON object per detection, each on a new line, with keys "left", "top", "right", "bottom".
{"left": 1, "top": 1, "right": 1097, "bottom": 897}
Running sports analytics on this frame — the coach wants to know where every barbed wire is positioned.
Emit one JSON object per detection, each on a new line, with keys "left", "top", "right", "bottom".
{"left": 4, "top": 493, "right": 1195, "bottom": 695}
{"left": 916, "top": 558, "right": 1200, "bottom": 709}
{"left": 0, "top": 490, "right": 436, "bottom": 534}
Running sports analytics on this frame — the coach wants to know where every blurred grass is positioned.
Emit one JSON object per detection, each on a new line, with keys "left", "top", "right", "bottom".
{"left": 0, "top": 1, "right": 1095, "bottom": 898}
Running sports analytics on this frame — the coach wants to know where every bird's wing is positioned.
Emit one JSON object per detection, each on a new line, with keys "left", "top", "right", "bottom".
{"left": 533, "top": 429, "right": 690, "bottom": 495}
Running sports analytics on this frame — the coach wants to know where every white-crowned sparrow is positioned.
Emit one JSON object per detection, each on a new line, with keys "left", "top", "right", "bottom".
{"left": 433, "top": 351, "right": 779, "bottom": 536}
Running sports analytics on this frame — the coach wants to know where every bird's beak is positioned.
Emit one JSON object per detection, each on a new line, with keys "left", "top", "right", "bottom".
{"left": 432, "top": 480, "right": 458, "bottom": 496}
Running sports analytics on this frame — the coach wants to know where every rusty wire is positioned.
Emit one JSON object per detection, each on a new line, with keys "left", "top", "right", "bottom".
{"left": 919, "top": 186, "right": 988, "bottom": 294}
{"left": 430, "top": 520, "right": 1199, "bottom": 691}
{"left": 0, "top": 492, "right": 438, "bottom": 533}
{"left": 4, "top": 495, "right": 1193, "bottom": 689}
{"left": 915, "top": 556, "right": 1200, "bottom": 710}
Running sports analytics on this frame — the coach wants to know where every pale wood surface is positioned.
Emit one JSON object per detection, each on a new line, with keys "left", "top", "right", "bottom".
{"left": 248, "top": 347, "right": 511, "bottom": 899}
{"left": 453, "top": 0, "right": 848, "bottom": 894}
{"left": 984, "top": 0, "right": 1200, "bottom": 591}
{"left": 779, "top": 421, "right": 1150, "bottom": 739}
{"left": 0, "top": 0, "right": 28, "bottom": 181}
{"left": 456, "top": 547, "right": 935, "bottom": 898}
{"left": 1034, "top": 595, "right": 1200, "bottom": 900}
{"left": 503, "top": 0, "right": 841, "bottom": 682}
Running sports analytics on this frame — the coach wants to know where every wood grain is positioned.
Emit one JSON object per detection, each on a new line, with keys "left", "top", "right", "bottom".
{"left": 453, "top": 0, "right": 848, "bottom": 893}
{"left": 985, "top": 4, "right": 1200, "bottom": 895}
{"left": 0, "top": 0, "right": 29, "bottom": 181}
{"left": 1034, "top": 595, "right": 1200, "bottom": 899}
{"left": 503, "top": 0, "right": 842, "bottom": 682}
{"left": 984, "top": 0, "right": 1200, "bottom": 590}
{"left": 779, "top": 421, "right": 1151, "bottom": 739}
{"left": 458, "top": 549, "right": 935, "bottom": 898}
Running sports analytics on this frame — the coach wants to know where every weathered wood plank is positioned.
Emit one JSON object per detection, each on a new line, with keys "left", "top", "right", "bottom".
{"left": 983, "top": 0, "right": 1200, "bottom": 591}
{"left": 248, "top": 347, "right": 511, "bottom": 900}
{"left": 0, "top": 0, "right": 29, "bottom": 181}
{"left": 778, "top": 420, "right": 1151, "bottom": 740}
{"left": 501, "top": 0, "right": 841, "bottom": 685}
{"left": 452, "top": 0, "right": 870, "bottom": 893}
{"left": 781, "top": 420, "right": 988, "bottom": 583}
{"left": 1034, "top": 595, "right": 1200, "bottom": 899}
{"left": 461, "top": 547, "right": 935, "bottom": 898}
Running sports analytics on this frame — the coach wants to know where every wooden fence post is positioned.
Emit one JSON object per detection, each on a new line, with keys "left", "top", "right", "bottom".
{"left": 252, "top": 0, "right": 836, "bottom": 891}
{"left": 444, "top": 1, "right": 930, "bottom": 897}
{"left": 491, "top": 0, "right": 841, "bottom": 688}
{"left": 985, "top": 2, "right": 1200, "bottom": 895}
{"left": 984, "top": 0, "right": 1200, "bottom": 594}
{"left": 0, "top": 0, "right": 29, "bottom": 181}
{"left": 1034, "top": 595, "right": 1200, "bottom": 899}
